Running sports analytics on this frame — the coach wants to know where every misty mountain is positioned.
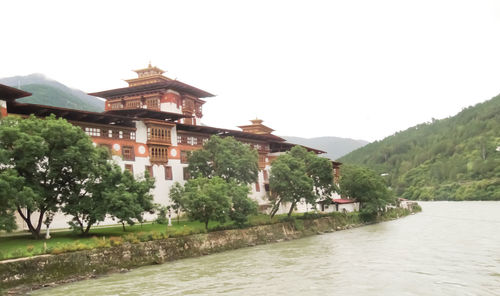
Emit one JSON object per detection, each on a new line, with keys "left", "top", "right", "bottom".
{"left": 0, "top": 74, "right": 104, "bottom": 112}
{"left": 282, "top": 136, "right": 369, "bottom": 160}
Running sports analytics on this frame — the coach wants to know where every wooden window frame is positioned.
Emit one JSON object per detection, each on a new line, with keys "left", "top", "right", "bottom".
{"left": 145, "top": 165, "right": 154, "bottom": 178}
{"left": 125, "top": 164, "right": 134, "bottom": 174}
{"left": 180, "top": 150, "right": 189, "bottom": 164}
{"left": 122, "top": 146, "right": 135, "bottom": 161}
{"left": 149, "top": 146, "right": 168, "bottom": 163}
{"left": 183, "top": 167, "right": 190, "bottom": 180}
{"left": 165, "top": 166, "right": 173, "bottom": 180}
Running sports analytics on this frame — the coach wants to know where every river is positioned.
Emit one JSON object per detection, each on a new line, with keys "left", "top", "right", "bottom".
{"left": 31, "top": 202, "right": 500, "bottom": 296}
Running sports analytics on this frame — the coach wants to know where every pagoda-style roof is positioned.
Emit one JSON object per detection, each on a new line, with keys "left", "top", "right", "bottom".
{"left": 176, "top": 123, "right": 287, "bottom": 143}
{"left": 7, "top": 101, "right": 136, "bottom": 127}
{"left": 238, "top": 119, "right": 275, "bottom": 135}
{"left": 89, "top": 80, "right": 215, "bottom": 99}
{"left": 133, "top": 63, "right": 165, "bottom": 76}
{"left": 0, "top": 84, "right": 32, "bottom": 101}
{"left": 105, "top": 109, "right": 188, "bottom": 121}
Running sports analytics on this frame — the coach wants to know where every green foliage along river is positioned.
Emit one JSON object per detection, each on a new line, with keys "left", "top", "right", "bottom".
{"left": 31, "top": 202, "right": 500, "bottom": 296}
{"left": 340, "top": 95, "right": 500, "bottom": 200}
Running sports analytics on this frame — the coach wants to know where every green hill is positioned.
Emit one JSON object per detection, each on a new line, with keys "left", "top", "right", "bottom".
{"left": 339, "top": 95, "right": 500, "bottom": 201}
{"left": 0, "top": 74, "right": 104, "bottom": 112}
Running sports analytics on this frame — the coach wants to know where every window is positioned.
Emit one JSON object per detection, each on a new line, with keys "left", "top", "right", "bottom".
{"left": 180, "top": 150, "right": 189, "bottom": 164}
{"left": 146, "top": 98, "right": 160, "bottom": 109}
{"left": 187, "top": 136, "right": 197, "bottom": 146}
{"left": 182, "top": 98, "right": 194, "bottom": 111}
{"left": 255, "top": 182, "right": 260, "bottom": 192}
{"left": 110, "top": 102, "right": 122, "bottom": 109}
{"left": 165, "top": 166, "right": 173, "bottom": 180}
{"left": 85, "top": 127, "right": 101, "bottom": 137}
{"left": 130, "top": 132, "right": 136, "bottom": 140}
{"left": 125, "top": 164, "right": 133, "bottom": 174}
{"left": 183, "top": 167, "right": 190, "bottom": 180}
{"left": 108, "top": 130, "right": 113, "bottom": 138}
{"left": 149, "top": 146, "right": 168, "bottom": 163}
{"left": 119, "top": 131, "right": 123, "bottom": 139}
{"left": 148, "top": 126, "right": 171, "bottom": 143}
{"left": 125, "top": 100, "right": 141, "bottom": 109}
{"left": 145, "top": 165, "right": 154, "bottom": 177}
{"left": 122, "top": 146, "right": 135, "bottom": 161}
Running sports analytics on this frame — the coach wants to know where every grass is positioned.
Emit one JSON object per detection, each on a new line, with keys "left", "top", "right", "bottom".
{"left": 0, "top": 220, "right": 230, "bottom": 260}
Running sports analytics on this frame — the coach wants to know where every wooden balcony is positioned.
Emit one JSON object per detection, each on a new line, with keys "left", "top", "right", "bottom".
{"left": 147, "top": 126, "right": 171, "bottom": 145}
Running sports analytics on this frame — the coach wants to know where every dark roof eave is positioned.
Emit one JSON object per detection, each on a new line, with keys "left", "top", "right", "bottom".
{"left": 176, "top": 123, "right": 286, "bottom": 142}
{"left": 0, "top": 84, "right": 32, "bottom": 100}
{"left": 89, "top": 81, "right": 215, "bottom": 99}
{"left": 6, "top": 102, "right": 136, "bottom": 127}
{"left": 104, "top": 109, "right": 187, "bottom": 121}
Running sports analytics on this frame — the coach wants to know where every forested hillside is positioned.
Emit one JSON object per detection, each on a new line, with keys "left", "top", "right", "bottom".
{"left": 0, "top": 74, "right": 104, "bottom": 112}
{"left": 339, "top": 95, "right": 500, "bottom": 201}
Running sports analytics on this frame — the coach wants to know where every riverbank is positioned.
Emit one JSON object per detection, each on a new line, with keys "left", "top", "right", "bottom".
{"left": 1, "top": 208, "right": 418, "bottom": 294}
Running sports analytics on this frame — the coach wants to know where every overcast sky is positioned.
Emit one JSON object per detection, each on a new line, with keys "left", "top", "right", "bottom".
{"left": 2, "top": 0, "right": 500, "bottom": 142}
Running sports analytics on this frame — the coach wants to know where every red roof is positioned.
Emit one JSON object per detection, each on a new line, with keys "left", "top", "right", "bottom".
{"left": 332, "top": 199, "right": 356, "bottom": 204}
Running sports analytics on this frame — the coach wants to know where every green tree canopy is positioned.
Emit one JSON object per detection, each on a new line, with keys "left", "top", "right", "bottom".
{"left": 0, "top": 115, "right": 98, "bottom": 238}
{"left": 228, "top": 183, "right": 258, "bottom": 227}
{"left": 188, "top": 135, "right": 259, "bottom": 185}
{"left": 0, "top": 115, "right": 156, "bottom": 236}
{"left": 339, "top": 164, "right": 395, "bottom": 221}
{"left": 105, "top": 169, "right": 155, "bottom": 231}
{"left": 179, "top": 177, "right": 232, "bottom": 230}
{"left": 269, "top": 146, "right": 335, "bottom": 217}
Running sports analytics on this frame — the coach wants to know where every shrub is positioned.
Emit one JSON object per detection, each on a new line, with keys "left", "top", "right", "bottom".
{"left": 155, "top": 206, "right": 169, "bottom": 224}
{"left": 91, "top": 236, "right": 111, "bottom": 248}
{"left": 299, "top": 212, "right": 326, "bottom": 220}
{"left": 109, "top": 236, "right": 124, "bottom": 246}
{"left": 123, "top": 233, "right": 140, "bottom": 244}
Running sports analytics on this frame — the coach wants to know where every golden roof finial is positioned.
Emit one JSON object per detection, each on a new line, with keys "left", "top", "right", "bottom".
{"left": 148, "top": 61, "right": 152, "bottom": 68}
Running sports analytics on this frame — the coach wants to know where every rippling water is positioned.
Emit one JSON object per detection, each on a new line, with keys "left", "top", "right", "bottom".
{"left": 31, "top": 202, "right": 500, "bottom": 296}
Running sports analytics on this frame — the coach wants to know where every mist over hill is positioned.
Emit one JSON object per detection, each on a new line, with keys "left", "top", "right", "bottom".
{"left": 339, "top": 95, "right": 500, "bottom": 201}
{"left": 0, "top": 74, "right": 104, "bottom": 112}
{"left": 282, "top": 136, "right": 369, "bottom": 160}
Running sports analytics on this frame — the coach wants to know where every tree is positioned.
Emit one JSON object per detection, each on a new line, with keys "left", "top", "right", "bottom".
{"left": 339, "top": 165, "right": 394, "bottom": 221}
{"left": 0, "top": 115, "right": 99, "bottom": 238}
{"left": 180, "top": 177, "right": 231, "bottom": 230}
{"left": 169, "top": 182, "right": 186, "bottom": 224}
{"left": 0, "top": 169, "right": 34, "bottom": 232}
{"left": 106, "top": 169, "right": 155, "bottom": 231}
{"left": 60, "top": 148, "right": 117, "bottom": 235}
{"left": 188, "top": 135, "right": 259, "bottom": 184}
{"left": 269, "top": 146, "right": 335, "bottom": 217}
{"left": 228, "top": 182, "right": 257, "bottom": 227}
